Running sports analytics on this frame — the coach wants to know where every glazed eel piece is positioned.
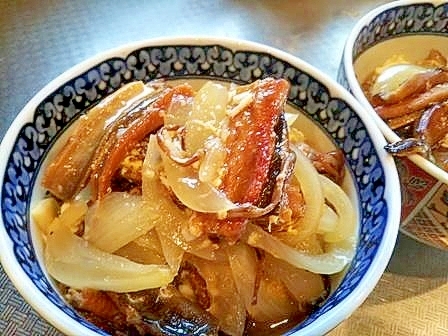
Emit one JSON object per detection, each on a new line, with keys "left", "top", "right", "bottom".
{"left": 192, "top": 78, "right": 295, "bottom": 242}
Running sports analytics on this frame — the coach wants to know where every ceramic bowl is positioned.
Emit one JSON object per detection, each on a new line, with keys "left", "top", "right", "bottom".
{"left": 0, "top": 37, "right": 400, "bottom": 336}
{"left": 339, "top": 0, "right": 448, "bottom": 250}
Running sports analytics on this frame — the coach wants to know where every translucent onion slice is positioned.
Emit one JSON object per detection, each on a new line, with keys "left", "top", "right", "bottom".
{"left": 245, "top": 223, "right": 354, "bottom": 275}
{"left": 142, "top": 137, "right": 224, "bottom": 261}
{"left": 198, "top": 136, "right": 226, "bottom": 185}
{"left": 31, "top": 197, "right": 60, "bottom": 235}
{"left": 319, "top": 175, "right": 356, "bottom": 243}
{"left": 190, "top": 256, "right": 246, "bottom": 336}
{"left": 263, "top": 254, "right": 326, "bottom": 304}
{"left": 371, "top": 63, "right": 430, "bottom": 100}
{"left": 59, "top": 199, "right": 88, "bottom": 234}
{"left": 317, "top": 204, "right": 338, "bottom": 234}
{"left": 164, "top": 91, "right": 193, "bottom": 127}
{"left": 114, "top": 230, "right": 166, "bottom": 265}
{"left": 227, "top": 242, "right": 257, "bottom": 309}
{"left": 245, "top": 262, "right": 298, "bottom": 323}
{"left": 161, "top": 150, "right": 236, "bottom": 213}
{"left": 45, "top": 222, "right": 174, "bottom": 292}
{"left": 159, "top": 81, "right": 234, "bottom": 213}
{"left": 290, "top": 146, "right": 324, "bottom": 237}
{"left": 84, "top": 192, "right": 161, "bottom": 253}
{"left": 156, "top": 228, "right": 185, "bottom": 273}
{"left": 184, "top": 81, "right": 228, "bottom": 155}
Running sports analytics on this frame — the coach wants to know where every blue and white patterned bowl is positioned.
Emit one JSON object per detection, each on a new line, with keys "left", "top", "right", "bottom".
{"left": 339, "top": 0, "right": 448, "bottom": 250}
{"left": 339, "top": 0, "right": 448, "bottom": 185}
{"left": 0, "top": 37, "right": 400, "bottom": 336}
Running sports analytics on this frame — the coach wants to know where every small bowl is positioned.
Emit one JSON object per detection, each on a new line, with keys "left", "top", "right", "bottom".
{"left": 339, "top": 0, "right": 448, "bottom": 250}
{"left": 0, "top": 36, "right": 400, "bottom": 335}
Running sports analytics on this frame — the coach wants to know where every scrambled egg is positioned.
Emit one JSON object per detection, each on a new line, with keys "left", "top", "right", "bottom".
{"left": 117, "top": 138, "right": 148, "bottom": 185}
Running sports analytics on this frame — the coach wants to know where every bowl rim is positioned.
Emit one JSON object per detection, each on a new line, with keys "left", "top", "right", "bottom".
{"left": 342, "top": 0, "right": 448, "bottom": 185}
{"left": 0, "top": 35, "right": 401, "bottom": 336}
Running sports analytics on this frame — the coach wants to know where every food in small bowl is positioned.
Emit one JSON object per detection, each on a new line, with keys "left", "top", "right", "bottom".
{"left": 362, "top": 49, "right": 448, "bottom": 169}
{"left": 339, "top": 0, "right": 448, "bottom": 250}
{"left": 0, "top": 37, "right": 400, "bottom": 336}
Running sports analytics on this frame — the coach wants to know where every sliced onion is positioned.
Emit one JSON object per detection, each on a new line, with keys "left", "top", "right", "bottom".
{"left": 190, "top": 256, "right": 246, "bottom": 336}
{"left": 157, "top": 81, "right": 237, "bottom": 214}
{"left": 45, "top": 222, "right": 174, "bottom": 292}
{"left": 74, "top": 184, "right": 93, "bottom": 203}
{"left": 84, "top": 192, "right": 160, "bottom": 253}
{"left": 228, "top": 244, "right": 326, "bottom": 325}
{"left": 164, "top": 90, "right": 194, "bottom": 127}
{"left": 263, "top": 253, "right": 326, "bottom": 304}
{"left": 317, "top": 204, "right": 338, "bottom": 234}
{"left": 286, "top": 145, "right": 324, "bottom": 241}
{"left": 184, "top": 81, "right": 228, "bottom": 155}
{"left": 142, "top": 134, "right": 162, "bottom": 175}
{"left": 371, "top": 63, "right": 430, "bottom": 99}
{"left": 156, "top": 228, "right": 185, "bottom": 273}
{"left": 114, "top": 230, "right": 166, "bottom": 265}
{"left": 31, "top": 197, "right": 60, "bottom": 235}
{"left": 319, "top": 175, "right": 356, "bottom": 243}
{"left": 245, "top": 262, "right": 298, "bottom": 323}
{"left": 142, "top": 138, "right": 224, "bottom": 261}
{"left": 161, "top": 150, "right": 236, "bottom": 213}
{"left": 227, "top": 242, "right": 257, "bottom": 309}
{"left": 59, "top": 199, "right": 88, "bottom": 233}
{"left": 245, "top": 223, "right": 354, "bottom": 275}
{"left": 198, "top": 136, "right": 226, "bottom": 185}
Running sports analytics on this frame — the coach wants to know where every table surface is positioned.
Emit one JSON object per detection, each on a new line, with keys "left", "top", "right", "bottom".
{"left": 1, "top": 1, "right": 447, "bottom": 335}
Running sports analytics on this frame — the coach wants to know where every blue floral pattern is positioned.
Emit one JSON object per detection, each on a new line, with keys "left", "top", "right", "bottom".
{"left": 337, "top": 2, "right": 448, "bottom": 251}
{"left": 352, "top": 2, "right": 448, "bottom": 60}
{"left": 2, "top": 43, "right": 388, "bottom": 334}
